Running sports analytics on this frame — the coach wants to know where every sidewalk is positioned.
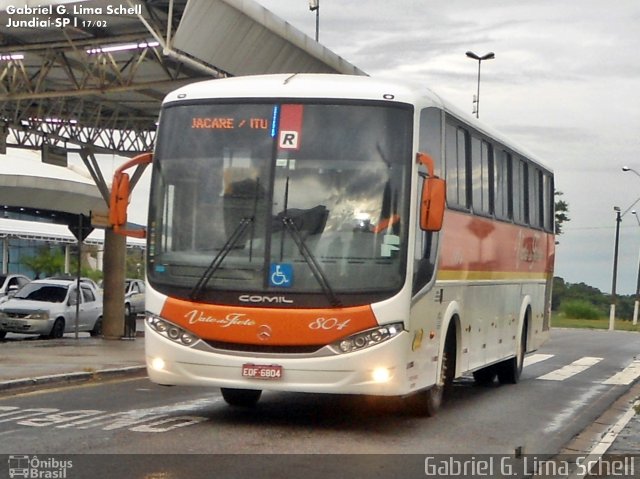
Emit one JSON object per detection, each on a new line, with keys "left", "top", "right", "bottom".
{"left": 0, "top": 329, "right": 146, "bottom": 391}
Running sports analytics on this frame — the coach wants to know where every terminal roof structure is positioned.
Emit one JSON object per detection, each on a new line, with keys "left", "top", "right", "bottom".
{"left": 0, "top": 0, "right": 365, "bottom": 155}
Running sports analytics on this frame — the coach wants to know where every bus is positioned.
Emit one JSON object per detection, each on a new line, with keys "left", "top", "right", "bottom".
{"left": 111, "top": 74, "right": 555, "bottom": 415}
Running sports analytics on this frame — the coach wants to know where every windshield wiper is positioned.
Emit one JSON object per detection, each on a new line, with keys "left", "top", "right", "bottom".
{"left": 189, "top": 217, "right": 253, "bottom": 300}
{"left": 280, "top": 216, "right": 342, "bottom": 307}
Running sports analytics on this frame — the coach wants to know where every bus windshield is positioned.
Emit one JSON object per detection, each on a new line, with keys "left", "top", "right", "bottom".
{"left": 148, "top": 101, "right": 412, "bottom": 306}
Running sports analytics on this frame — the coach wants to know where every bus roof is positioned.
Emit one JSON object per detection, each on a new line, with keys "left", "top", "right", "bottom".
{"left": 163, "top": 74, "right": 552, "bottom": 173}
{"left": 164, "top": 73, "right": 438, "bottom": 105}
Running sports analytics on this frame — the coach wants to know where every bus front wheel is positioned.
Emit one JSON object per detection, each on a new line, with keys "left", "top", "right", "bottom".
{"left": 405, "top": 325, "right": 456, "bottom": 416}
{"left": 220, "top": 388, "right": 262, "bottom": 407}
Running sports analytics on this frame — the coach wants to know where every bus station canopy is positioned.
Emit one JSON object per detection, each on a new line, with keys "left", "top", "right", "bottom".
{"left": 0, "top": 0, "right": 365, "bottom": 154}
{"left": 0, "top": 150, "right": 104, "bottom": 222}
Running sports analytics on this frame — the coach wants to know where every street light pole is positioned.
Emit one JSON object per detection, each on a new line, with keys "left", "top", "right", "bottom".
{"left": 465, "top": 51, "right": 495, "bottom": 119}
{"left": 632, "top": 211, "right": 640, "bottom": 326}
{"left": 624, "top": 166, "right": 640, "bottom": 325}
{"left": 609, "top": 207, "right": 622, "bottom": 331}
{"left": 309, "top": 0, "right": 319, "bottom": 42}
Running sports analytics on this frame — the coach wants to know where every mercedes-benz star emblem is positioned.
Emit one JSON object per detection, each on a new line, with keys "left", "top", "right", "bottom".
{"left": 258, "top": 324, "right": 272, "bottom": 341}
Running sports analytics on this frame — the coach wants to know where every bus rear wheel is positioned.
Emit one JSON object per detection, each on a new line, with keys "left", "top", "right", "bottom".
{"left": 220, "top": 388, "right": 262, "bottom": 407}
{"left": 496, "top": 323, "right": 527, "bottom": 384}
{"left": 473, "top": 366, "right": 497, "bottom": 386}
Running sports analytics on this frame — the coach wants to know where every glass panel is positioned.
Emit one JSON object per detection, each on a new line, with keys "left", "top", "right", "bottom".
{"left": 149, "top": 102, "right": 412, "bottom": 299}
{"left": 471, "top": 136, "right": 482, "bottom": 210}
{"left": 481, "top": 141, "right": 491, "bottom": 214}
{"left": 149, "top": 104, "right": 274, "bottom": 292}
{"left": 494, "top": 150, "right": 510, "bottom": 219}
{"left": 445, "top": 123, "right": 459, "bottom": 205}
{"left": 528, "top": 167, "right": 541, "bottom": 227}
{"left": 542, "top": 173, "right": 554, "bottom": 232}
{"left": 457, "top": 129, "right": 468, "bottom": 208}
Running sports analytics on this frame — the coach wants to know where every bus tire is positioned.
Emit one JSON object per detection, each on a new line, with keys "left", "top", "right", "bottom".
{"left": 497, "top": 322, "right": 527, "bottom": 385}
{"left": 405, "top": 324, "right": 456, "bottom": 416}
{"left": 473, "top": 366, "right": 497, "bottom": 386}
{"left": 220, "top": 388, "right": 262, "bottom": 407}
{"left": 404, "top": 384, "right": 441, "bottom": 417}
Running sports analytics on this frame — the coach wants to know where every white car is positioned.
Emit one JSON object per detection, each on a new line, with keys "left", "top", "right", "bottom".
{"left": 0, "top": 274, "right": 31, "bottom": 303}
{"left": 124, "top": 279, "right": 145, "bottom": 317}
{"left": 0, "top": 279, "right": 103, "bottom": 339}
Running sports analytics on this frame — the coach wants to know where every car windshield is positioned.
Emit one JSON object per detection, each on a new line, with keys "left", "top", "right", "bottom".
{"left": 148, "top": 101, "right": 412, "bottom": 306}
{"left": 14, "top": 283, "right": 68, "bottom": 303}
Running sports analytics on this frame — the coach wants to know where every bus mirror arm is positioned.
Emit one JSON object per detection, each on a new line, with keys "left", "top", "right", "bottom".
{"left": 417, "top": 152, "right": 446, "bottom": 232}
{"left": 109, "top": 152, "right": 153, "bottom": 238}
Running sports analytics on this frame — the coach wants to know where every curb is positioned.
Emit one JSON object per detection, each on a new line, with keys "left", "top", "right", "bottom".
{"left": 560, "top": 380, "right": 640, "bottom": 455}
{"left": 0, "top": 365, "right": 147, "bottom": 393}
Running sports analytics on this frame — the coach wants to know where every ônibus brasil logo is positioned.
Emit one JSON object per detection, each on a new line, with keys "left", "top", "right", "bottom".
{"left": 8, "top": 455, "right": 72, "bottom": 478}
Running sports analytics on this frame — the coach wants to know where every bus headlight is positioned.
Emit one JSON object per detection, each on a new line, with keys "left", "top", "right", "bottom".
{"left": 330, "top": 322, "right": 404, "bottom": 354}
{"left": 150, "top": 357, "right": 166, "bottom": 371}
{"left": 147, "top": 315, "right": 200, "bottom": 347}
{"left": 372, "top": 367, "right": 392, "bottom": 383}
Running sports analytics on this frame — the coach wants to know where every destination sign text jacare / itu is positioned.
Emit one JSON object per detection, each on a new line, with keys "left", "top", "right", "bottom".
{"left": 191, "top": 117, "right": 269, "bottom": 129}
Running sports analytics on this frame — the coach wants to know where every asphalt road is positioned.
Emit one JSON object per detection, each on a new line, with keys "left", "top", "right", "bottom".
{"left": 0, "top": 329, "right": 638, "bottom": 478}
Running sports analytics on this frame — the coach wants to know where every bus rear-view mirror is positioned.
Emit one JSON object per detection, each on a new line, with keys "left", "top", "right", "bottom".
{"left": 417, "top": 152, "right": 446, "bottom": 232}
{"left": 420, "top": 177, "right": 446, "bottom": 231}
{"left": 109, "top": 152, "right": 153, "bottom": 238}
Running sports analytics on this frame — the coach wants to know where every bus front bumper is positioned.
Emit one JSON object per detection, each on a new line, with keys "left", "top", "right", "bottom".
{"left": 144, "top": 323, "right": 416, "bottom": 396}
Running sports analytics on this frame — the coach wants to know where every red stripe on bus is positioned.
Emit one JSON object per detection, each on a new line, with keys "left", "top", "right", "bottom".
{"left": 438, "top": 210, "right": 555, "bottom": 274}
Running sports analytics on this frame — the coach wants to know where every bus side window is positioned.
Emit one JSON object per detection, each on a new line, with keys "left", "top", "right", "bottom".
{"left": 542, "top": 173, "right": 554, "bottom": 232}
{"left": 445, "top": 122, "right": 469, "bottom": 210}
{"left": 513, "top": 157, "right": 527, "bottom": 224}
{"left": 494, "top": 149, "right": 511, "bottom": 220}
{"left": 528, "top": 165, "right": 541, "bottom": 228}
{"left": 470, "top": 136, "right": 492, "bottom": 215}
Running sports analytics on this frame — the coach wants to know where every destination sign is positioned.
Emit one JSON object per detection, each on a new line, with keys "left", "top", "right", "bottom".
{"left": 191, "top": 117, "right": 270, "bottom": 130}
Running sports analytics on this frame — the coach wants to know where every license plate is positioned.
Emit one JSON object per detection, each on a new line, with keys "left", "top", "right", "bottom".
{"left": 242, "top": 364, "right": 283, "bottom": 380}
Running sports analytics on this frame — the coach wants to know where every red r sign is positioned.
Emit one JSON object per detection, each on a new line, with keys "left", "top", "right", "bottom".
{"left": 278, "top": 104, "right": 304, "bottom": 150}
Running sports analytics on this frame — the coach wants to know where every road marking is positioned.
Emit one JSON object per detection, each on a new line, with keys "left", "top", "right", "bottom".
{"left": 567, "top": 399, "right": 640, "bottom": 479}
{"left": 537, "top": 356, "right": 603, "bottom": 381}
{"left": 523, "top": 353, "right": 554, "bottom": 368}
{"left": 0, "top": 397, "right": 220, "bottom": 433}
{"left": 603, "top": 359, "right": 640, "bottom": 385}
{"left": 543, "top": 384, "right": 606, "bottom": 434}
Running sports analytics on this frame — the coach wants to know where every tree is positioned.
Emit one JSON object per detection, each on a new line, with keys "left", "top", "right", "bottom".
{"left": 125, "top": 248, "right": 145, "bottom": 279}
{"left": 22, "top": 246, "right": 65, "bottom": 278}
{"left": 555, "top": 191, "right": 570, "bottom": 235}
{"left": 552, "top": 276, "right": 635, "bottom": 319}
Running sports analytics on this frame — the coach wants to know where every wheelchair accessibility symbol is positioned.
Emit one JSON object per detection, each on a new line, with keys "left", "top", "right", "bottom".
{"left": 269, "top": 263, "right": 293, "bottom": 288}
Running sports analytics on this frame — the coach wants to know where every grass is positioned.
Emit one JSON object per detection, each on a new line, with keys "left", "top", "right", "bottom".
{"left": 552, "top": 312, "right": 640, "bottom": 332}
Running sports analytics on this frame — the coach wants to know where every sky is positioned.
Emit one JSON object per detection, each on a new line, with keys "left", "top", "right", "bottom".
{"left": 255, "top": 0, "right": 640, "bottom": 296}
{"left": 3, "top": 0, "right": 640, "bottom": 297}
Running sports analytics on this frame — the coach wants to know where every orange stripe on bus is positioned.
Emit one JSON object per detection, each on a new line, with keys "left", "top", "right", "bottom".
{"left": 160, "top": 298, "right": 378, "bottom": 346}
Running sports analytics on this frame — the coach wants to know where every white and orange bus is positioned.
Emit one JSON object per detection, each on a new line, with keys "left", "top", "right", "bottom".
{"left": 112, "top": 74, "right": 555, "bottom": 415}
